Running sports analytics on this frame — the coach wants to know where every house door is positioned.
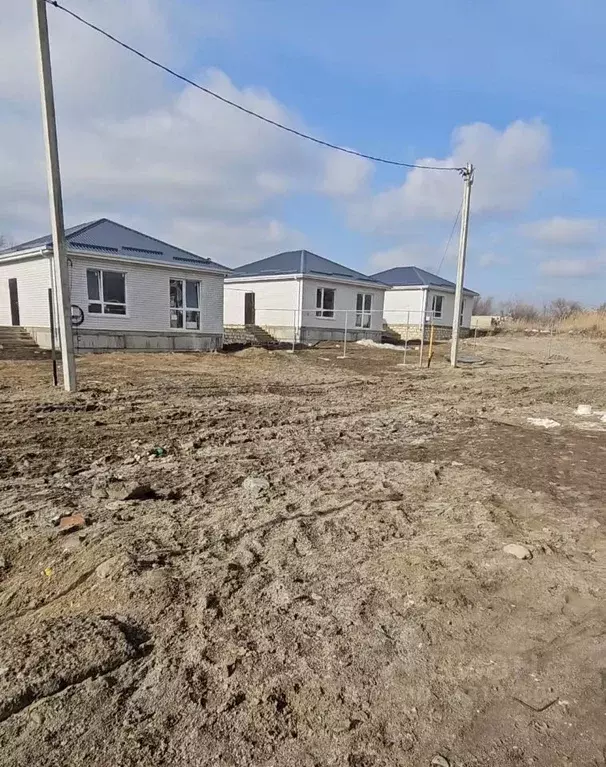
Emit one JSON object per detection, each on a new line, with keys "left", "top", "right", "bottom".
{"left": 8, "top": 279, "right": 20, "bottom": 326}
{"left": 244, "top": 292, "right": 255, "bottom": 325}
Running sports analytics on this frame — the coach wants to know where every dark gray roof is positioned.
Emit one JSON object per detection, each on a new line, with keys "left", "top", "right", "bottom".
{"left": 370, "top": 266, "right": 478, "bottom": 295}
{"left": 3, "top": 218, "right": 229, "bottom": 272}
{"left": 232, "top": 249, "right": 385, "bottom": 285}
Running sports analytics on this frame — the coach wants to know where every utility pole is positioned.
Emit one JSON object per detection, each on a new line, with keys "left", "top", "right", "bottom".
{"left": 33, "top": 0, "right": 77, "bottom": 392}
{"left": 450, "top": 162, "right": 474, "bottom": 367}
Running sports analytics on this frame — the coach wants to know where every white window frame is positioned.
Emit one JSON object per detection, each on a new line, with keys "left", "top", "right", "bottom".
{"left": 460, "top": 298, "right": 466, "bottom": 326}
{"left": 86, "top": 269, "right": 127, "bottom": 316}
{"left": 431, "top": 294, "right": 444, "bottom": 319}
{"left": 315, "top": 287, "right": 336, "bottom": 319}
{"left": 170, "top": 278, "right": 201, "bottom": 330}
{"left": 355, "top": 293, "right": 372, "bottom": 328}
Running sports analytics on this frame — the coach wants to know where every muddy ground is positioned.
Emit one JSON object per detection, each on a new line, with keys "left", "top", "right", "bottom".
{"left": 0, "top": 335, "right": 605, "bottom": 767}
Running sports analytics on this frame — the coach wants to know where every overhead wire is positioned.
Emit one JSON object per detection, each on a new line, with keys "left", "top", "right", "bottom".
{"left": 45, "top": 0, "right": 465, "bottom": 173}
{"left": 435, "top": 204, "right": 462, "bottom": 275}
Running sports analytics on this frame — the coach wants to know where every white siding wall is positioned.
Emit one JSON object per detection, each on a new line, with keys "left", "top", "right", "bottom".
{"left": 70, "top": 257, "right": 224, "bottom": 335}
{"left": 426, "top": 289, "right": 473, "bottom": 328}
{"left": 224, "top": 279, "right": 299, "bottom": 328}
{"left": 0, "top": 256, "right": 51, "bottom": 326}
{"left": 301, "top": 279, "right": 386, "bottom": 331}
{"left": 382, "top": 287, "right": 427, "bottom": 325}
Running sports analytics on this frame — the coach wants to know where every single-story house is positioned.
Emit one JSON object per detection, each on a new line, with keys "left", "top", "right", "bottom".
{"left": 0, "top": 218, "right": 229, "bottom": 352}
{"left": 370, "top": 266, "right": 478, "bottom": 340}
{"left": 224, "top": 249, "right": 389, "bottom": 344}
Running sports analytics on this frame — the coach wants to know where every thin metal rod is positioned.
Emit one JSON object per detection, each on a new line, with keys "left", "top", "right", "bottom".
{"left": 450, "top": 162, "right": 474, "bottom": 367}
{"left": 419, "top": 303, "right": 426, "bottom": 368}
{"left": 427, "top": 320, "right": 435, "bottom": 368}
{"left": 403, "top": 310, "right": 410, "bottom": 365}
{"left": 292, "top": 309, "right": 296, "bottom": 352}
{"left": 48, "top": 287, "right": 58, "bottom": 386}
{"left": 342, "top": 310, "right": 348, "bottom": 358}
{"left": 34, "top": 0, "right": 76, "bottom": 391}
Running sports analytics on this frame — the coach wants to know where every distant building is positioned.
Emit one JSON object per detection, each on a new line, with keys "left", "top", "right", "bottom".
{"left": 0, "top": 219, "right": 228, "bottom": 352}
{"left": 370, "top": 266, "right": 478, "bottom": 339}
{"left": 224, "top": 249, "right": 389, "bottom": 344}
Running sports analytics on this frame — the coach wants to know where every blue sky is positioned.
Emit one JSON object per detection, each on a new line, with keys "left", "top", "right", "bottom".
{"left": 2, "top": 0, "right": 606, "bottom": 304}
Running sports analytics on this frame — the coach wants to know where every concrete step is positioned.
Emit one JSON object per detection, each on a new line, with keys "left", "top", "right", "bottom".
{"left": 224, "top": 325, "right": 280, "bottom": 347}
{"left": 0, "top": 327, "right": 43, "bottom": 358}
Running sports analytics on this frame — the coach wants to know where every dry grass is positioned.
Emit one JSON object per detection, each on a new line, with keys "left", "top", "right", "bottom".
{"left": 503, "top": 310, "right": 606, "bottom": 337}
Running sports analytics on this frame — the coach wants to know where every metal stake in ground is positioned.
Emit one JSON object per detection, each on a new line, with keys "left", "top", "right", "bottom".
{"left": 47, "top": 288, "right": 58, "bottom": 386}
{"left": 33, "top": 0, "right": 76, "bottom": 392}
{"left": 450, "top": 163, "right": 474, "bottom": 368}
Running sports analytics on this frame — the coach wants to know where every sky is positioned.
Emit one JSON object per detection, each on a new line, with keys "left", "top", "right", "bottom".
{"left": 1, "top": 0, "right": 606, "bottom": 304}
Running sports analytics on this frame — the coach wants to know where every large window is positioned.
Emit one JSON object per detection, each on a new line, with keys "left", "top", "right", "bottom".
{"left": 316, "top": 287, "right": 335, "bottom": 318}
{"left": 87, "top": 269, "right": 126, "bottom": 315}
{"left": 431, "top": 294, "right": 444, "bottom": 319}
{"left": 170, "top": 279, "right": 200, "bottom": 329}
{"left": 355, "top": 293, "right": 372, "bottom": 328}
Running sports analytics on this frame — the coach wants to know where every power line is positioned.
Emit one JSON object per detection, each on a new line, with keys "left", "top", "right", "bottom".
{"left": 435, "top": 204, "right": 462, "bottom": 275}
{"left": 45, "top": 0, "right": 465, "bottom": 173}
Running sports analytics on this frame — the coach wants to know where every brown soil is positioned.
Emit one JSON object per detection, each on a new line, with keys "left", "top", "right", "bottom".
{"left": 1, "top": 336, "right": 605, "bottom": 766}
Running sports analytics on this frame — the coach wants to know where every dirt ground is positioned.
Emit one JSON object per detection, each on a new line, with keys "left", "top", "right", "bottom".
{"left": 1, "top": 335, "right": 605, "bottom": 767}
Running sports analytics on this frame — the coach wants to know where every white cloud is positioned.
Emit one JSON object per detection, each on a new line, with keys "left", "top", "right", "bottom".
{"left": 538, "top": 257, "right": 606, "bottom": 278}
{"left": 521, "top": 216, "right": 600, "bottom": 247}
{"left": 320, "top": 152, "right": 372, "bottom": 198}
{"left": 0, "top": 1, "right": 343, "bottom": 263}
{"left": 353, "top": 119, "right": 567, "bottom": 233}
{"left": 369, "top": 244, "right": 437, "bottom": 271}
{"left": 478, "top": 252, "right": 510, "bottom": 268}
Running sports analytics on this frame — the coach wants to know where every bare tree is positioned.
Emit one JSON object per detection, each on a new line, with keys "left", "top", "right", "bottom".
{"left": 547, "top": 298, "right": 583, "bottom": 320}
{"left": 0, "top": 234, "right": 15, "bottom": 251}
{"left": 502, "top": 300, "right": 540, "bottom": 322}
{"left": 473, "top": 295, "right": 494, "bottom": 315}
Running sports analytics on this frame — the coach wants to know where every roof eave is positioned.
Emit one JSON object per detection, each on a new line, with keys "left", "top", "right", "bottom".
{"left": 227, "top": 272, "right": 389, "bottom": 289}
{"left": 0, "top": 246, "right": 50, "bottom": 262}
{"left": 66, "top": 248, "right": 230, "bottom": 276}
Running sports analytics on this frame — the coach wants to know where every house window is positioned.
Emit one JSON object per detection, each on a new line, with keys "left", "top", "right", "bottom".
{"left": 87, "top": 269, "right": 126, "bottom": 315}
{"left": 355, "top": 293, "right": 372, "bottom": 328}
{"left": 316, "top": 287, "right": 335, "bottom": 318}
{"left": 431, "top": 294, "right": 444, "bottom": 319}
{"left": 170, "top": 279, "right": 200, "bottom": 329}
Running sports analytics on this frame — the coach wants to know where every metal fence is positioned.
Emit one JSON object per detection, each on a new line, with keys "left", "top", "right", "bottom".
{"left": 224, "top": 303, "right": 453, "bottom": 365}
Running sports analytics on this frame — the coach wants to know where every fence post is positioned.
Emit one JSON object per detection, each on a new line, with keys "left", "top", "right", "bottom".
{"left": 292, "top": 309, "right": 297, "bottom": 352}
{"left": 342, "top": 310, "right": 348, "bottom": 358}
{"left": 427, "top": 320, "right": 435, "bottom": 368}
{"left": 402, "top": 310, "right": 410, "bottom": 366}
{"left": 419, "top": 312, "right": 426, "bottom": 367}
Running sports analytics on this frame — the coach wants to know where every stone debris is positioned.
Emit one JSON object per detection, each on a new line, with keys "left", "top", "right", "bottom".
{"left": 242, "top": 476, "right": 270, "bottom": 497}
{"left": 58, "top": 513, "right": 86, "bottom": 535}
{"left": 503, "top": 543, "right": 532, "bottom": 560}
{"left": 527, "top": 417, "right": 560, "bottom": 429}
{"left": 107, "top": 480, "right": 155, "bottom": 501}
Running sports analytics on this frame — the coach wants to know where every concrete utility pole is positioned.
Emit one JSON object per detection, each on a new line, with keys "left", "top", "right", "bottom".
{"left": 33, "top": 0, "right": 77, "bottom": 392}
{"left": 450, "top": 162, "right": 474, "bottom": 367}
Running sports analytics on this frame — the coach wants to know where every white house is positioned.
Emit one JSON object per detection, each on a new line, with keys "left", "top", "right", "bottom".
{"left": 370, "top": 266, "right": 478, "bottom": 339}
{"left": 224, "top": 250, "right": 389, "bottom": 344}
{"left": 0, "top": 219, "right": 229, "bottom": 352}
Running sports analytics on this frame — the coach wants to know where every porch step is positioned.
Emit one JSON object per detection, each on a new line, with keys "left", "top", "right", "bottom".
{"left": 0, "top": 326, "right": 46, "bottom": 358}
{"left": 224, "top": 325, "right": 280, "bottom": 348}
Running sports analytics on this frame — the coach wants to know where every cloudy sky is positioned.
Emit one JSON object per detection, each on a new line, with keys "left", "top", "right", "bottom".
{"left": 2, "top": 0, "right": 606, "bottom": 304}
